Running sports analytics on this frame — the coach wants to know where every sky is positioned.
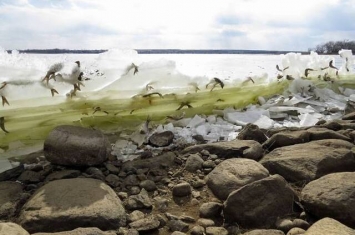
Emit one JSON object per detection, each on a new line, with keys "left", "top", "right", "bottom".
{"left": 0, "top": 0, "right": 354, "bottom": 51}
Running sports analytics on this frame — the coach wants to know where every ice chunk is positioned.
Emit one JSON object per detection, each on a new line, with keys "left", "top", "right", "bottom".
{"left": 224, "top": 109, "right": 269, "bottom": 126}
{"left": 187, "top": 115, "right": 206, "bottom": 128}
{"left": 299, "top": 113, "right": 323, "bottom": 127}
{"left": 254, "top": 115, "right": 275, "bottom": 129}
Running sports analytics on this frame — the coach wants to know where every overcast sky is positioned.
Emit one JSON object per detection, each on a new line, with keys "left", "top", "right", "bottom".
{"left": 0, "top": 0, "right": 354, "bottom": 50}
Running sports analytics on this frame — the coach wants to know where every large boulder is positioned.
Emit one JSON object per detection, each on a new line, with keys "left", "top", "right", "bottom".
{"left": 262, "top": 130, "right": 310, "bottom": 151}
{"left": 224, "top": 175, "right": 296, "bottom": 228}
{"left": 31, "top": 227, "right": 116, "bottom": 235}
{"left": 183, "top": 140, "right": 263, "bottom": 161}
{"left": 301, "top": 172, "right": 355, "bottom": 227}
{"left": 0, "top": 222, "right": 29, "bottom": 235}
{"left": 18, "top": 178, "right": 126, "bottom": 233}
{"left": 260, "top": 139, "right": 355, "bottom": 182}
{"left": 0, "top": 181, "right": 23, "bottom": 219}
{"left": 44, "top": 125, "right": 110, "bottom": 166}
{"left": 207, "top": 158, "right": 269, "bottom": 200}
{"left": 304, "top": 218, "right": 354, "bottom": 235}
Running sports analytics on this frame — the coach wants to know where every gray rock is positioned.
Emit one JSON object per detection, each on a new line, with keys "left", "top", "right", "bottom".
{"left": 128, "top": 210, "right": 145, "bottom": 223}
{"left": 301, "top": 172, "right": 355, "bottom": 227}
{"left": 307, "top": 127, "right": 351, "bottom": 142}
{"left": 172, "top": 182, "right": 192, "bottom": 197}
{"left": 183, "top": 140, "right": 263, "bottom": 160}
{"left": 238, "top": 123, "right": 268, "bottom": 144}
{"left": 104, "top": 162, "right": 120, "bottom": 174}
{"left": 18, "top": 178, "right": 126, "bottom": 233}
{"left": 105, "top": 174, "right": 121, "bottom": 188}
{"left": 242, "top": 229, "right": 285, "bottom": 235}
{"left": 263, "top": 130, "right": 310, "bottom": 151}
{"left": 149, "top": 131, "right": 174, "bottom": 147}
{"left": 45, "top": 170, "right": 81, "bottom": 182}
{"left": 154, "top": 197, "right": 169, "bottom": 212}
{"left": 0, "top": 159, "right": 24, "bottom": 181}
{"left": 85, "top": 167, "right": 106, "bottom": 181}
{"left": 224, "top": 175, "right": 296, "bottom": 228}
{"left": 126, "top": 188, "right": 153, "bottom": 210}
{"left": 139, "top": 179, "right": 157, "bottom": 192}
{"left": 304, "top": 217, "right": 354, "bottom": 235}
{"left": 260, "top": 139, "right": 355, "bottom": 182}
{"left": 129, "top": 216, "right": 160, "bottom": 232}
{"left": 0, "top": 181, "right": 23, "bottom": 220}
{"left": 17, "top": 170, "right": 42, "bottom": 183}
{"left": 31, "top": 227, "right": 116, "bottom": 235}
{"left": 207, "top": 158, "right": 269, "bottom": 200}
{"left": 206, "top": 227, "right": 228, "bottom": 235}
{"left": 167, "top": 220, "right": 189, "bottom": 233}
{"left": 199, "top": 202, "right": 223, "bottom": 218}
{"left": 44, "top": 125, "right": 110, "bottom": 166}
{"left": 185, "top": 154, "right": 204, "bottom": 172}
{"left": 0, "top": 222, "right": 29, "bottom": 235}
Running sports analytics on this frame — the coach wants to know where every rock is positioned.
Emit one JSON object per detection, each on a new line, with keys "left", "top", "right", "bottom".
{"left": 0, "top": 159, "right": 24, "bottom": 181}
{"left": 238, "top": 123, "right": 267, "bottom": 144}
{"left": 304, "top": 217, "right": 354, "bottom": 235}
{"left": 0, "top": 222, "right": 29, "bottom": 235}
{"left": 0, "top": 181, "right": 23, "bottom": 219}
{"left": 172, "top": 182, "right": 192, "bottom": 197}
{"left": 307, "top": 127, "right": 352, "bottom": 142}
{"left": 197, "top": 218, "right": 215, "bottom": 227}
{"left": 104, "top": 162, "right": 120, "bottom": 174}
{"left": 260, "top": 139, "right": 355, "bottom": 182}
{"left": 276, "top": 219, "right": 293, "bottom": 233}
{"left": 149, "top": 131, "right": 174, "bottom": 147}
{"left": 126, "top": 188, "right": 153, "bottom": 210}
{"left": 199, "top": 202, "right": 223, "bottom": 218}
{"left": 129, "top": 216, "right": 160, "bottom": 232}
{"left": 128, "top": 210, "right": 145, "bottom": 223}
{"left": 207, "top": 158, "right": 269, "bottom": 200}
{"left": 17, "top": 170, "right": 42, "bottom": 183}
{"left": 18, "top": 178, "right": 126, "bottom": 233}
{"left": 105, "top": 174, "right": 121, "bottom": 188}
{"left": 31, "top": 227, "right": 116, "bottom": 235}
{"left": 224, "top": 175, "right": 296, "bottom": 228}
{"left": 263, "top": 130, "right": 310, "bottom": 151}
{"left": 44, "top": 125, "right": 110, "bottom": 166}
{"left": 301, "top": 172, "right": 355, "bottom": 227}
{"left": 292, "top": 219, "right": 310, "bottom": 230}
{"left": 183, "top": 140, "right": 263, "bottom": 160}
{"left": 286, "top": 227, "right": 306, "bottom": 235}
{"left": 171, "top": 232, "right": 187, "bottom": 235}
{"left": 185, "top": 154, "right": 204, "bottom": 172}
{"left": 154, "top": 197, "right": 169, "bottom": 212}
{"left": 242, "top": 230, "right": 285, "bottom": 235}
{"left": 190, "top": 225, "right": 205, "bottom": 235}
{"left": 342, "top": 111, "right": 355, "bottom": 120}
{"left": 139, "top": 180, "right": 157, "bottom": 192}
{"left": 205, "top": 226, "right": 228, "bottom": 235}
{"left": 45, "top": 170, "right": 81, "bottom": 181}
{"left": 167, "top": 220, "right": 189, "bottom": 233}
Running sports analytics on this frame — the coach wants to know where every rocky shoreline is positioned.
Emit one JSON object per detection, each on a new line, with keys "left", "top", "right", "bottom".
{"left": 1, "top": 115, "right": 355, "bottom": 235}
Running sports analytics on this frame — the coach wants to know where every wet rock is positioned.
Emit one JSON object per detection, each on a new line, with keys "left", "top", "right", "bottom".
{"left": 199, "top": 202, "right": 223, "bottom": 218}
{"left": 173, "top": 182, "right": 192, "bottom": 197}
{"left": 0, "top": 181, "right": 24, "bottom": 219}
{"left": 224, "top": 175, "right": 296, "bottom": 228}
{"left": 238, "top": 123, "right": 268, "bottom": 144}
{"left": 44, "top": 125, "right": 110, "bottom": 166}
{"left": 0, "top": 222, "right": 29, "bottom": 235}
{"left": 183, "top": 140, "right": 263, "bottom": 160}
{"left": 129, "top": 216, "right": 160, "bottom": 232}
{"left": 260, "top": 139, "right": 355, "bottom": 182}
{"left": 167, "top": 220, "right": 189, "bottom": 233}
{"left": 18, "top": 178, "right": 126, "bottom": 233}
{"left": 126, "top": 188, "right": 153, "bottom": 210}
{"left": 45, "top": 170, "right": 81, "bottom": 181}
{"left": 304, "top": 217, "right": 354, "bottom": 235}
{"left": 149, "top": 131, "right": 174, "bottom": 147}
{"left": 207, "top": 158, "right": 269, "bottom": 200}
{"left": 31, "top": 227, "right": 116, "bottom": 235}
{"left": 206, "top": 226, "right": 228, "bottom": 235}
{"left": 242, "top": 229, "right": 285, "bottom": 235}
{"left": 301, "top": 172, "right": 355, "bottom": 227}
{"left": 184, "top": 154, "right": 204, "bottom": 172}
{"left": 263, "top": 130, "right": 310, "bottom": 151}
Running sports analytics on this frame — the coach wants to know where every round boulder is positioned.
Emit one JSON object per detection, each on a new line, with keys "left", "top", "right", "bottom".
{"left": 0, "top": 222, "right": 29, "bottom": 235}
{"left": 207, "top": 158, "right": 269, "bottom": 200}
{"left": 44, "top": 125, "right": 110, "bottom": 166}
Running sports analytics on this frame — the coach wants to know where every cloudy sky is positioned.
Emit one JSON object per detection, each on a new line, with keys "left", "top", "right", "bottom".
{"left": 0, "top": 0, "right": 354, "bottom": 50}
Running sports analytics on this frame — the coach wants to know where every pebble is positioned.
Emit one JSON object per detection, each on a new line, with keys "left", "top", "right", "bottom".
{"left": 172, "top": 182, "right": 192, "bottom": 197}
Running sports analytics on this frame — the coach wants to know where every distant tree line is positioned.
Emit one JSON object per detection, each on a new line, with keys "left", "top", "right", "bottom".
{"left": 310, "top": 40, "right": 355, "bottom": 54}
